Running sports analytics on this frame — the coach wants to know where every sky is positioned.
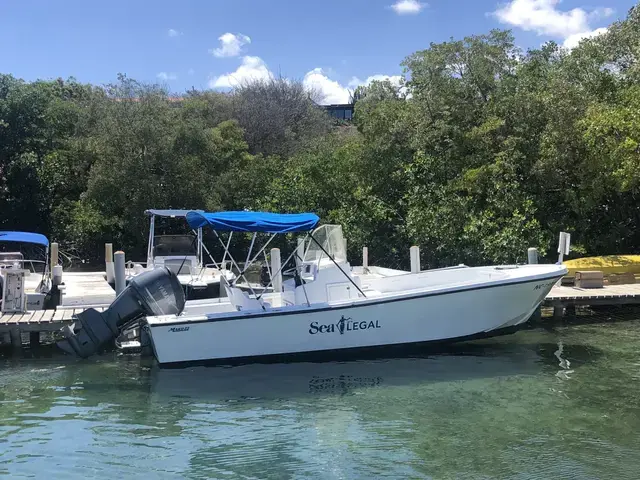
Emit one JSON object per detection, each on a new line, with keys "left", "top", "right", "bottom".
{"left": 0, "top": 0, "right": 636, "bottom": 104}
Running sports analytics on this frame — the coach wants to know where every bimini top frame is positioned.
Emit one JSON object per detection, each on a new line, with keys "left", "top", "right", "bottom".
{"left": 185, "top": 211, "right": 365, "bottom": 306}
{"left": 144, "top": 209, "right": 205, "bottom": 268}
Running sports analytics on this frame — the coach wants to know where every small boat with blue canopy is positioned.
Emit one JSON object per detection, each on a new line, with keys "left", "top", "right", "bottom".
{"left": 0, "top": 231, "right": 52, "bottom": 311}
{"left": 137, "top": 210, "right": 567, "bottom": 366}
{"left": 122, "top": 209, "right": 237, "bottom": 300}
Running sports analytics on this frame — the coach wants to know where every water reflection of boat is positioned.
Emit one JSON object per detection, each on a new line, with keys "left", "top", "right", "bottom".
{"left": 148, "top": 343, "right": 544, "bottom": 403}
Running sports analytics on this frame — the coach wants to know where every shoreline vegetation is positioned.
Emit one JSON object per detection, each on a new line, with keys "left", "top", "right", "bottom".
{"left": 1, "top": 6, "right": 640, "bottom": 270}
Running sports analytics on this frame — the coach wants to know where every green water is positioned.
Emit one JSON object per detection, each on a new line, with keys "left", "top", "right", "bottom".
{"left": 2, "top": 313, "right": 640, "bottom": 479}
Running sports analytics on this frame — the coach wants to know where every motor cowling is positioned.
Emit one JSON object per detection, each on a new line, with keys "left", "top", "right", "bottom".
{"left": 57, "top": 267, "right": 185, "bottom": 358}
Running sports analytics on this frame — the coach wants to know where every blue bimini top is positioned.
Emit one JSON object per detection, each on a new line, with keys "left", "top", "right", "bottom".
{"left": 0, "top": 231, "right": 49, "bottom": 247}
{"left": 186, "top": 211, "right": 320, "bottom": 234}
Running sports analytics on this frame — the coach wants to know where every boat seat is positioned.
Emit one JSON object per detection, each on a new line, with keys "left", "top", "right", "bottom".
{"left": 224, "top": 285, "right": 270, "bottom": 312}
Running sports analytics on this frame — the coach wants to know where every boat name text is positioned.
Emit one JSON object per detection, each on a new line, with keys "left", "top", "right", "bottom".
{"left": 309, "top": 316, "right": 381, "bottom": 335}
{"left": 169, "top": 326, "right": 190, "bottom": 332}
{"left": 534, "top": 280, "right": 557, "bottom": 291}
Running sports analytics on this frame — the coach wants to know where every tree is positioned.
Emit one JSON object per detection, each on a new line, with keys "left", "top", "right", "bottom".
{"left": 231, "top": 76, "right": 332, "bottom": 157}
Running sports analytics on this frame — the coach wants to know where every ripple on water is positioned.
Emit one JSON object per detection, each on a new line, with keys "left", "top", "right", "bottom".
{"left": 2, "top": 318, "right": 640, "bottom": 478}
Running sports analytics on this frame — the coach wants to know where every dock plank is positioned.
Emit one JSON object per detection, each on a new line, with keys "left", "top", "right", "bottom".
{"left": 544, "top": 283, "right": 640, "bottom": 307}
{"left": 30, "top": 310, "right": 49, "bottom": 324}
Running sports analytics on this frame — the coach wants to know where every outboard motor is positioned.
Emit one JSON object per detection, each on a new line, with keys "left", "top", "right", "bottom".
{"left": 57, "top": 267, "right": 185, "bottom": 358}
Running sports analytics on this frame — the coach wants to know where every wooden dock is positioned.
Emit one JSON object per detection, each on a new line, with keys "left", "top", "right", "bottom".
{"left": 59, "top": 271, "right": 115, "bottom": 306}
{"left": 0, "top": 306, "right": 107, "bottom": 333}
{"left": 543, "top": 283, "right": 640, "bottom": 307}
{"left": 0, "top": 269, "right": 114, "bottom": 348}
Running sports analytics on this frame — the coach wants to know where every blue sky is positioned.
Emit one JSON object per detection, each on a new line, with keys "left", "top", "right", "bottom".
{"left": 0, "top": 0, "right": 635, "bottom": 103}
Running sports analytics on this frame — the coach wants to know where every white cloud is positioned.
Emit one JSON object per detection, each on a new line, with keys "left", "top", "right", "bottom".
{"left": 211, "top": 33, "right": 251, "bottom": 58}
{"left": 304, "top": 71, "right": 405, "bottom": 105}
{"left": 209, "top": 56, "right": 272, "bottom": 88}
{"left": 157, "top": 72, "right": 177, "bottom": 81}
{"left": 563, "top": 27, "right": 608, "bottom": 49}
{"left": 390, "top": 0, "right": 426, "bottom": 15}
{"left": 168, "top": 29, "right": 181, "bottom": 37}
{"left": 493, "top": 0, "right": 613, "bottom": 49}
{"left": 590, "top": 7, "right": 615, "bottom": 20}
{"left": 210, "top": 58, "right": 403, "bottom": 104}
{"left": 303, "top": 68, "right": 351, "bottom": 104}
{"left": 348, "top": 74, "right": 403, "bottom": 88}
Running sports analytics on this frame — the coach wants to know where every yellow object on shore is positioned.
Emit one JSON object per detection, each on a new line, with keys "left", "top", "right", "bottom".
{"left": 563, "top": 255, "right": 640, "bottom": 277}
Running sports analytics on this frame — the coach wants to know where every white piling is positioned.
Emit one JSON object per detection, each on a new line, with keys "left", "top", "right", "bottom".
{"left": 114, "top": 251, "right": 126, "bottom": 296}
{"left": 410, "top": 246, "right": 420, "bottom": 274}
{"left": 271, "top": 248, "right": 282, "bottom": 293}
{"left": 557, "top": 232, "right": 571, "bottom": 264}
{"left": 105, "top": 243, "right": 115, "bottom": 284}
{"left": 362, "top": 247, "right": 369, "bottom": 272}
{"left": 527, "top": 247, "right": 539, "bottom": 264}
{"left": 52, "top": 265, "right": 63, "bottom": 286}
{"left": 50, "top": 242, "right": 59, "bottom": 274}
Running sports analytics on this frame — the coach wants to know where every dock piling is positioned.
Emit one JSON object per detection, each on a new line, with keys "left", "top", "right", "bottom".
{"left": 50, "top": 242, "right": 59, "bottom": 274}
{"left": 105, "top": 243, "right": 114, "bottom": 284}
{"left": 271, "top": 248, "right": 282, "bottom": 293}
{"left": 363, "top": 247, "right": 369, "bottom": 273}
{"left": 410, "top": 246, "right": 420, "bottom": 274}
{"left": 9, "top": 329, "right": 21, "bottom": 349}
{"left": 29, "top": 331, "right": 40, "bottom": 348}
{"left": 114, "top": 251, "right": 126, "bottom": 296}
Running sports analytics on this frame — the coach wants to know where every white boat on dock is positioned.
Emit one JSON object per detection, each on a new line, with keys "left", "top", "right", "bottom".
{"left": 0, "top": 231, "right": 52, "bottom": 311}
{"left": 123, "top": 209, "right": 237, "bottom": 300}
{"left": 141, "top": 211, "right": 567, "bottom": 366}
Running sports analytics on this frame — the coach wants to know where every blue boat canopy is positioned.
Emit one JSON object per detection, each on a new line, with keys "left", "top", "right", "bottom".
{"left": 0, "top": 231, "right": 49, "bottom": 247}
{"left": 186, "top": 211, "right": 320, "bottom": 233}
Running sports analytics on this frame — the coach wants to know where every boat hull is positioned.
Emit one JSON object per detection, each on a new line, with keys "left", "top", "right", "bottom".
{"left": 147, "top": 273, "right": 562, "bottom": 367}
